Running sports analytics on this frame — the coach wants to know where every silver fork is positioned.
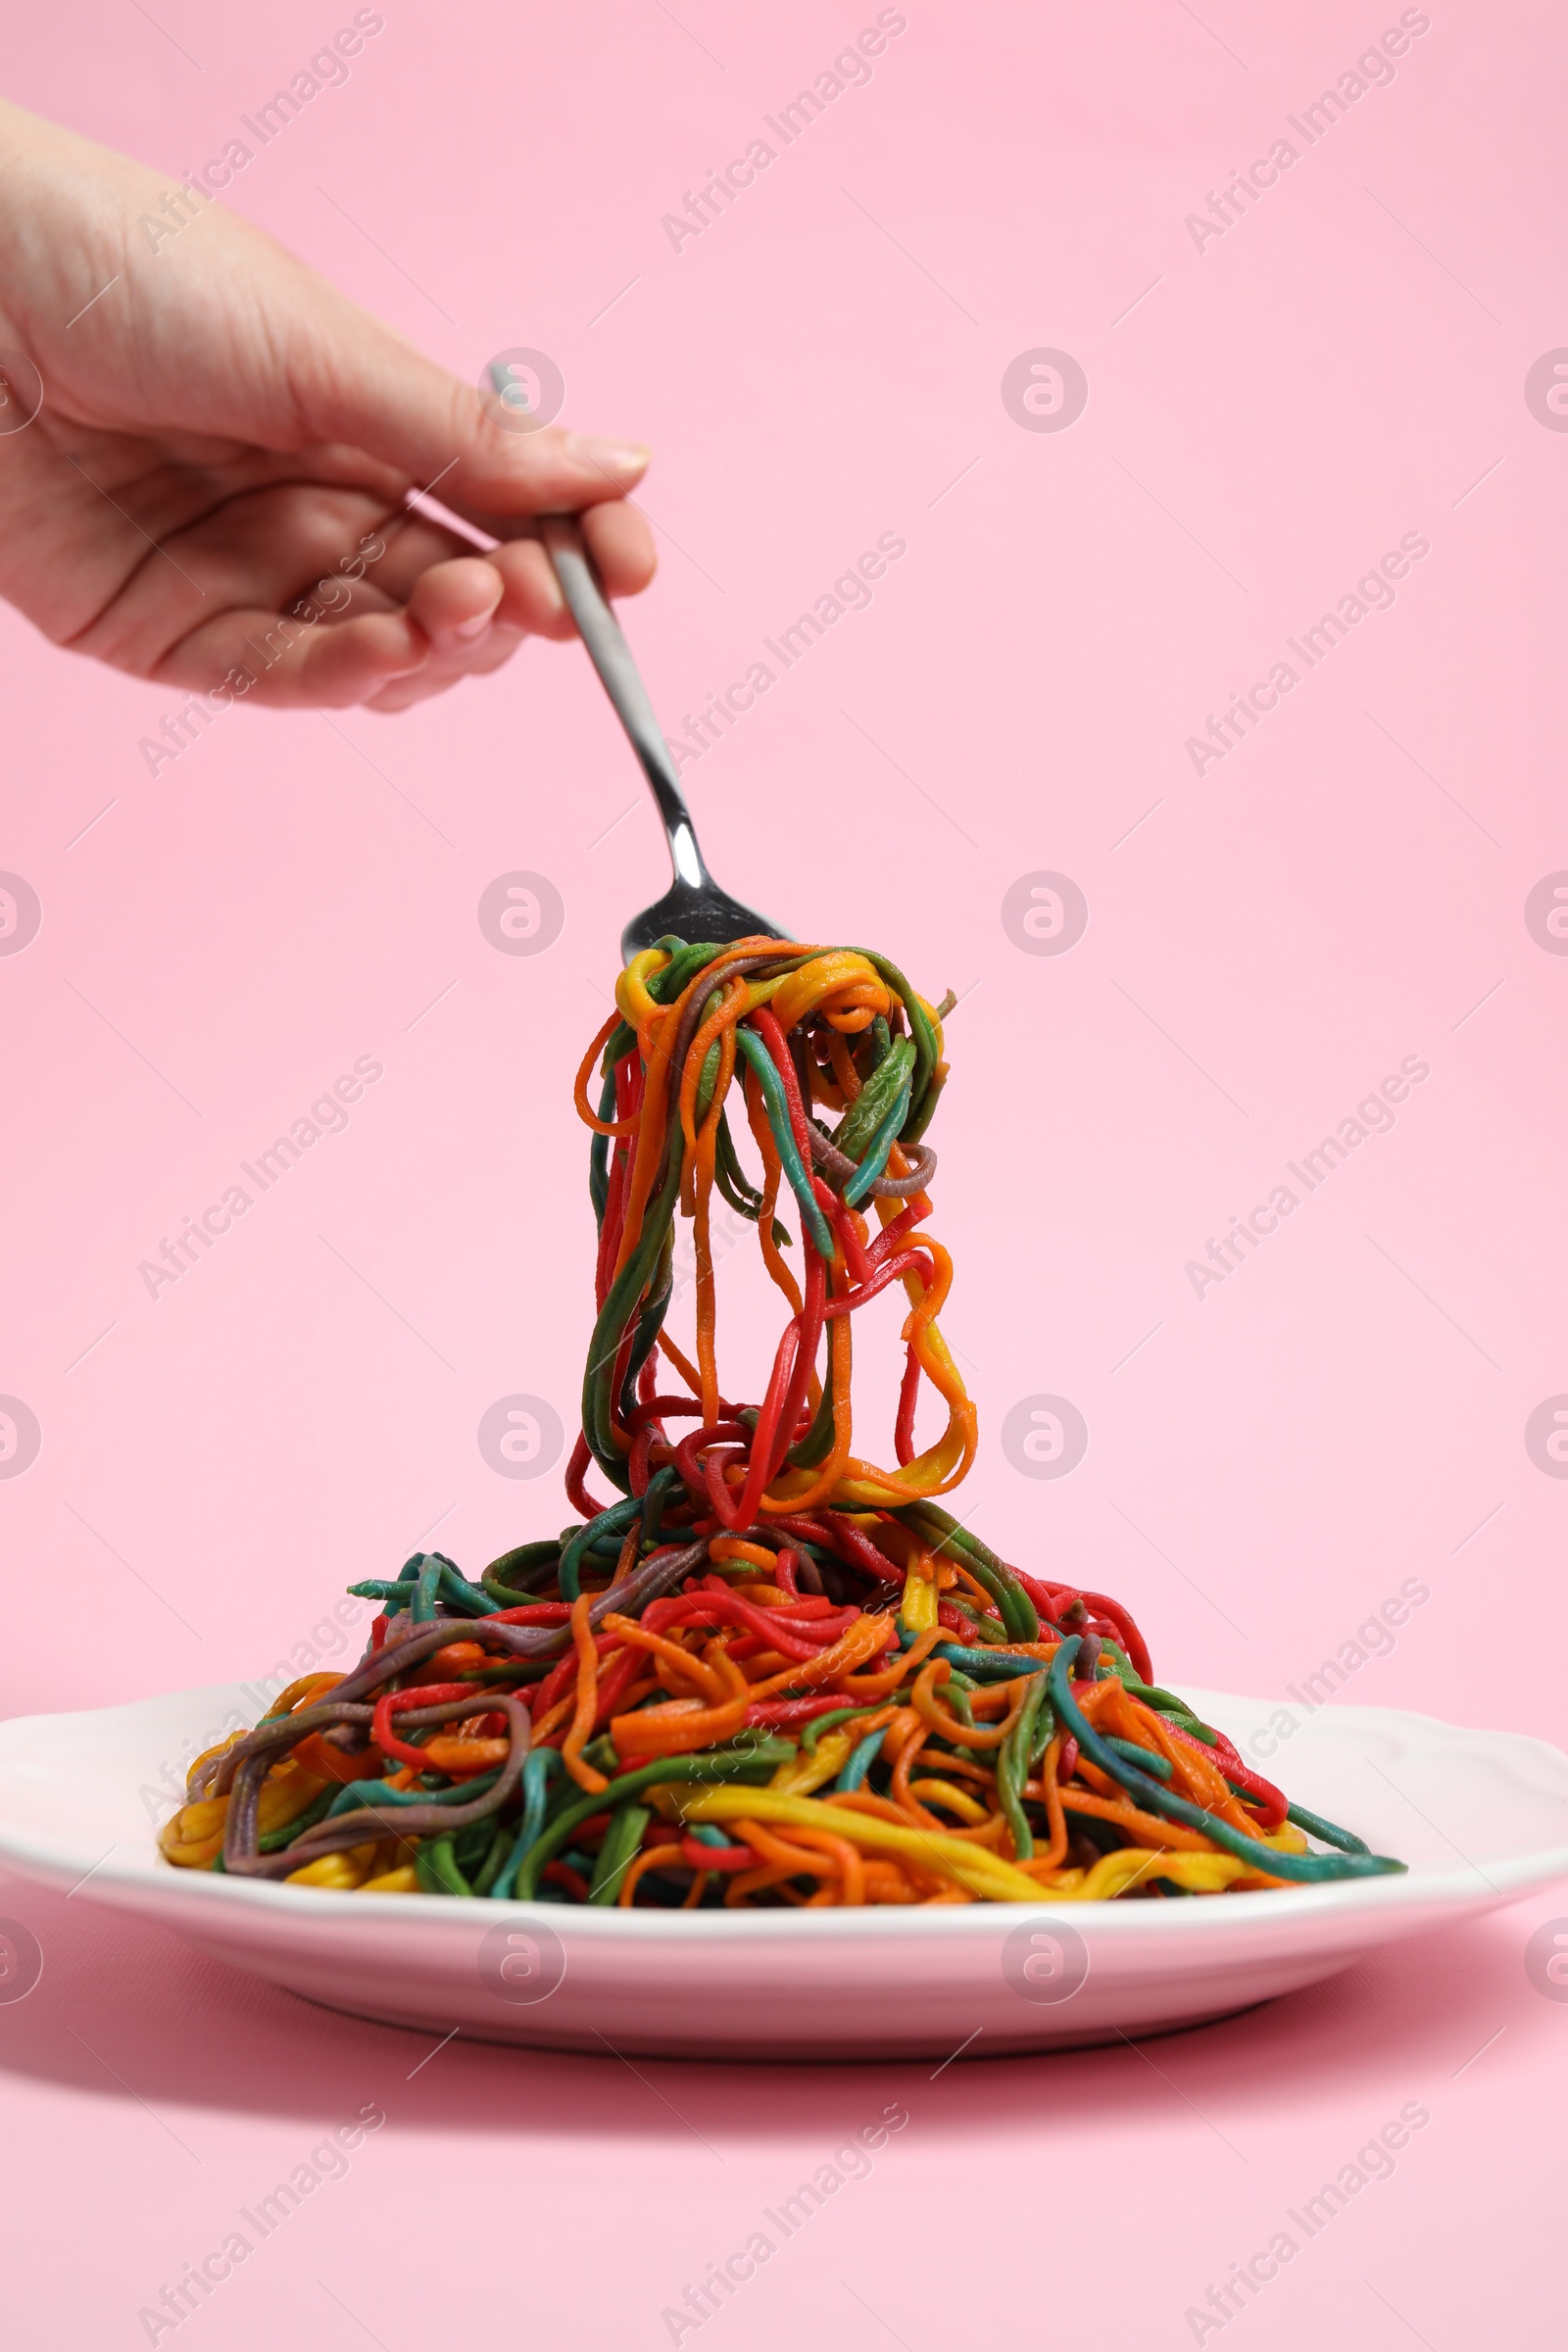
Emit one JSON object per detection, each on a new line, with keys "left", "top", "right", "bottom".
{"left": 539, "top": 514, "right": 786, "bottom": 960}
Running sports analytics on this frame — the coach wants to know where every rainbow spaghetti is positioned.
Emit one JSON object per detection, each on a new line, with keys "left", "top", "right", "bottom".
{"left": 161, "top": 936, "right": 1404, "bottom": 1905}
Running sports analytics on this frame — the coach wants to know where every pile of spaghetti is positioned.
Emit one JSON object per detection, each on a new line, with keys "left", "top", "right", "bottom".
{"left": 162, "top": 936, "right": 1403, "bottom": 1904}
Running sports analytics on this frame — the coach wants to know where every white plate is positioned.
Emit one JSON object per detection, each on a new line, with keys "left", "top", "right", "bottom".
{"left": 1, "top": 1681, "right": 1564, "bottom": 2057}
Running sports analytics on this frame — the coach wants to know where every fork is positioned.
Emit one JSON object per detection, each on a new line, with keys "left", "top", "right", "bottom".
{"left": 539, "top": 514, "right": 786, "bottom": 960}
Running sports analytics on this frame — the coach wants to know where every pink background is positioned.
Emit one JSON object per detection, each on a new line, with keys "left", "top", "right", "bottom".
{"left": 3, "top": 1, "right": 1565, "bottom": 2343}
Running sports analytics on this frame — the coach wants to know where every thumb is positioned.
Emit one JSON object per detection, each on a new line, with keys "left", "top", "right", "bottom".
{"left": 291, "top": 302, "right": 649, "bottom": 528}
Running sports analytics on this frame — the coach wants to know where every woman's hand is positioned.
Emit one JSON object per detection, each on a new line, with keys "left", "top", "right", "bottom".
{"left": 0, "top": 98, "right": 655, "bottom": 711}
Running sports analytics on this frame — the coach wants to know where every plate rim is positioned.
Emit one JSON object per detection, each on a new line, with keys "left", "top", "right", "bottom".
{"left": 2, "top": 1678, "right": 1566, "bottom": 1945}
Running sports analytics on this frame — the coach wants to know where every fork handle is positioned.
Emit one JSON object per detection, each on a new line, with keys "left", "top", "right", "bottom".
{"left": 538, "top": 514, "right": 707, "bottom": 893}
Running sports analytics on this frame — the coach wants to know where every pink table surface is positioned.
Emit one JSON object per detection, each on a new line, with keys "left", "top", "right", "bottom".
{"left": 3, "top": 1, "right": 1566, "bottom": 2344}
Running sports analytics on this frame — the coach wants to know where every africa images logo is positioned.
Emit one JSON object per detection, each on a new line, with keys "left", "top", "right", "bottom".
{"left": 1000, "top": 350, "right": 1089, "bottom": 434}
{"left": 0, "top": 871, "right": 42, "bottom": 954}
{"left": 0, "top": 1397, "right": 42, "bottom": 1481}
{"left": 477, "top": 1395, "right": 565, "bottom": 1480}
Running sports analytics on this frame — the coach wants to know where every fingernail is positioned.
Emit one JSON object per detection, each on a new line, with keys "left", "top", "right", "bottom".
{"left": 453, "top": 612, "right": 493, "bottom": 642}
{"left": 564, "top": 433, "right": 649, "bottom": 479}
